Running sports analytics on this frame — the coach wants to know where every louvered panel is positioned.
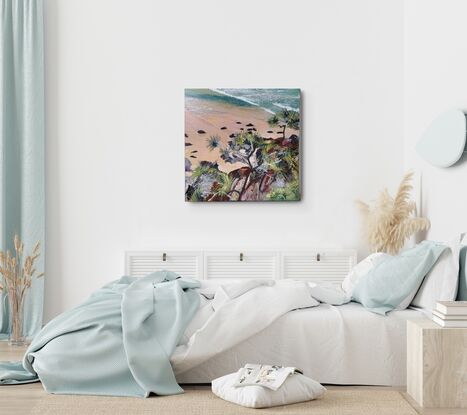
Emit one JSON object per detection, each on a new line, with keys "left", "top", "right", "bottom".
{"left": 282, "top": 250, "right": 357, "bottom": 284}
{"left": 125, "top": 249, "right": 357, "bottom": 283}
{"left": 205, "top": 251, "right": 278, "bottom": 280}
{"left": 125, "top": 251, "right": 202, "bottom": 279}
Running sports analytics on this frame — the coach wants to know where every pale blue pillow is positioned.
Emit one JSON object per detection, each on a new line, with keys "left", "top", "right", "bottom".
{"left": 457, "top": 246, "right": 467, "bottom": 300}
{"left": 352, "top": 241, "right": 448, "bottom": 315}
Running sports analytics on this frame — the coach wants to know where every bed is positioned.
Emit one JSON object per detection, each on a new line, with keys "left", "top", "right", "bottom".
{"left": 177, "top": 302, "right": 423, "bottom": 386}
{"left": 127, "top": 250, "right": 425, "bottom": 387}
{"left": 0, "top": 245, "right": 453, "bottom": 397}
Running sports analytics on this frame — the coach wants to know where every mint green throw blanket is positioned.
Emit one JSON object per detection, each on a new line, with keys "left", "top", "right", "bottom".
{"left": 0, "top": 271, "right": 200, "bottom": 397}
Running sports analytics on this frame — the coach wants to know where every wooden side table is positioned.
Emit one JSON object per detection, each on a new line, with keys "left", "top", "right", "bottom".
{"left": 407, "top": 318, "right": 467, "bottom": 408}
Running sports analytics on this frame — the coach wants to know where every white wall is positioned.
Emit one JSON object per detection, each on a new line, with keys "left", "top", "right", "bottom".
{"left": 404, "top": 0, "right": 467, "bottom": 241}
{"left": 43, "top": 0, "right": 404, "bottom": 320}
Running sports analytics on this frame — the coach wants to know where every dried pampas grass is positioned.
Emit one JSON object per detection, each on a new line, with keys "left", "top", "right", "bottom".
{"left": 356, "top": 172, "right": 430, "bottom": 255}
{"left": 0, "top": 235, "right": 44, "bottom": 342}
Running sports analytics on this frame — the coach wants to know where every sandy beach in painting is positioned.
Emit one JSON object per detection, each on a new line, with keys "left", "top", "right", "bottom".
{"left": 185, "top": 89, "right": 301, "bottom": 202}
{"left": 185, "top": 100, "right": 275, "bottom": 172}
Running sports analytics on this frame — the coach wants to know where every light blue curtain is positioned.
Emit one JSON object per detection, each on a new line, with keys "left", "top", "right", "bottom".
{"left": 0, "top": 0, "right": 45, "bottom": 338}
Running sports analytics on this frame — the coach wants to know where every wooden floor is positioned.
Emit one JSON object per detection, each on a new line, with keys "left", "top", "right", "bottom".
{"left": 1, "top": 343, "right": 466, "bottom": 415}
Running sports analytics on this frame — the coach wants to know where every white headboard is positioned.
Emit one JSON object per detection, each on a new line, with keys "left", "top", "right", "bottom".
{"left": 125, "top": 249, "right": 357, "bottom": 284}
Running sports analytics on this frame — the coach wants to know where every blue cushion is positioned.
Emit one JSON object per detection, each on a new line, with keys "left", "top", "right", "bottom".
{"left": 352, "top": 241, "right": 448, "bottom": 315}
{"left": 457, "top": 246, "right": 467, "bottom": 300}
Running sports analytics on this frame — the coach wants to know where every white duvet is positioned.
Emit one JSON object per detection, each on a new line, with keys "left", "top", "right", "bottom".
{"left": 171, "top": 280, "right": 319, "bottom": 374}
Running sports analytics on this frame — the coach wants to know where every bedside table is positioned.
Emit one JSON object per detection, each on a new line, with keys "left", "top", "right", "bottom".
{"left": 407, "top": 318, "right": 467, "bottom": 408}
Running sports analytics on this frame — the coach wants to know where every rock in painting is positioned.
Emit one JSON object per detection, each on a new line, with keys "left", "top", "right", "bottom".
{"left": 185, "top": 158, "right": 192, "bottom": 172}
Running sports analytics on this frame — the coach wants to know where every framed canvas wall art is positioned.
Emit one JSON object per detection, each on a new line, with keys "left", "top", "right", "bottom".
{"left": 185, "top": 89, "right": 301, "bottom": 202}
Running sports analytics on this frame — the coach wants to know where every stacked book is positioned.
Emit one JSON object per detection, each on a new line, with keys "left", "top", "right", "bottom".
{"left": 432, "top": 301, "right": 467, "bottom": 328}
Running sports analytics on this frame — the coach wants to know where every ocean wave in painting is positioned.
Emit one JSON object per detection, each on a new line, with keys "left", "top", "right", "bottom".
{"left": 185, "top": 88, "right": 300, "bottom": 115}
{"left": 215, "top": 88, "right": 300, "bottom": 114}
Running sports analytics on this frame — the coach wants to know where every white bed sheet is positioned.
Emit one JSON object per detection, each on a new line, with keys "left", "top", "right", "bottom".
{"left": 176, "top": 302, "right": 423, "bottom": 386}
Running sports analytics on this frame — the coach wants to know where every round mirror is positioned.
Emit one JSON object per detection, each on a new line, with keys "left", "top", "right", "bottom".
{"left": 416, "top": 109, "right": 467, "bottom": 167}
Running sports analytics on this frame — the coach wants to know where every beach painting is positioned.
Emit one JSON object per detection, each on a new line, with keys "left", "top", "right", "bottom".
{"left": 185, "top": 89, "right": 301, "bottom": 202}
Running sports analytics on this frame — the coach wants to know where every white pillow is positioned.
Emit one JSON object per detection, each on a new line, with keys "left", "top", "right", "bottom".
{"left": 411, "top": 235, "right": 462, "bottom": 311}
{"left": 341, "top": 252, "right": 390, "bottom": 296}
{"left": 212, "top": 371, "right": 326, "bottom": 408}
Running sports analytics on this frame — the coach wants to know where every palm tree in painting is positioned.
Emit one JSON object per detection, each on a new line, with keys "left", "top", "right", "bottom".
{"left": 206, "top": 135, "right": 220, "bottom": 151}
{"left": 219, "top": 131, "right": 269, "bottom": 200}
{"left": 267, "top": 109, "right": 300, "bottom": 140}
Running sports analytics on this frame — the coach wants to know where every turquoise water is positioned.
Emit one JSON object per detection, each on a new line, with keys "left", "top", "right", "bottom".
{"left": 185, "top": 88, "right": 300, "bottom": 114}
